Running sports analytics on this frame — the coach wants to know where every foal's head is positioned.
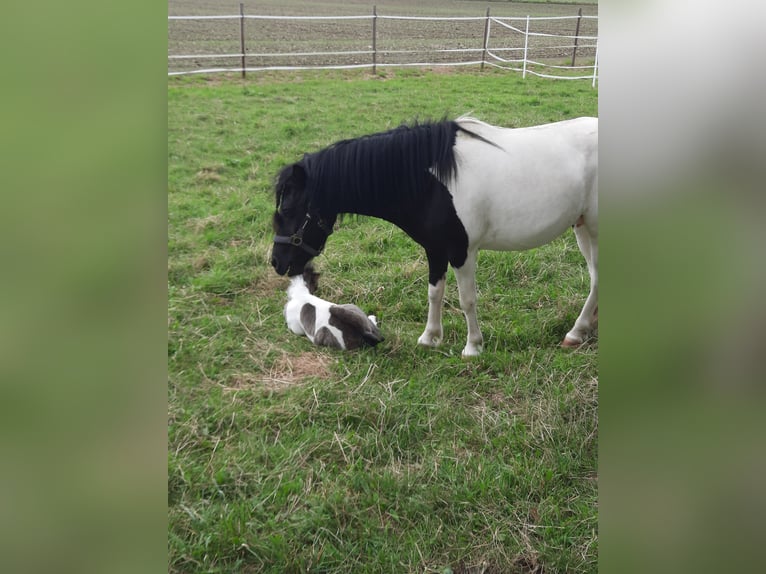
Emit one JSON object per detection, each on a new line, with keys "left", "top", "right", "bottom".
{"left": 302, "top": 264, "right": 320, "bottom": 295}
{"left": 271, "top": 163, "right": 334, "bottom": 277}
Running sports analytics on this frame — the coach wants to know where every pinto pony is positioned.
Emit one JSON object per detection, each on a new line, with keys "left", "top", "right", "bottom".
{"left": 271, "top": 117, "right": 597, "bottom": 357}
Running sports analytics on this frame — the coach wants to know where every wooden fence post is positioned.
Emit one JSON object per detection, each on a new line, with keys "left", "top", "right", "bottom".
{"left": 372, "top": 6, "right": 377, "bottom": 75}
{"left": 571, "top": 8, "right": 582, "bottom": 67}
{"left": 239, "top": 3, "right": 246, "bottom": 79}
{"left": 481, "top": 7, "right": 491, "bottom": 71}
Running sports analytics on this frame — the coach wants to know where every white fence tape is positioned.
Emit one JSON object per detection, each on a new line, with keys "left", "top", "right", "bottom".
{"left": 168, "top": 15, "right": 374, "bottom": 21}
{"left": 377, "top": 15, "right": 485, "bottom": 21}
{"left": 527, "top": 31, "right": 598, "bottom": 40}
{"left": 168, "top": 15, "right": 240, "bottom": 20}
{"left": 168, "top": 10, "right": 598, "bottom": 84}
{"left": 489, "top": 19, "right": 526, "bottom": 34}
{"left": 168, "top": 53, "right": 243, "bottom": 60}
{"left": 244, "top": 15, "right": 374, "bottom": 20}
{"left": 246, "top": 50, "right": 374, "bottom": 58}
{"left": 167, "top": 14, "right": 599, "bottom": 22}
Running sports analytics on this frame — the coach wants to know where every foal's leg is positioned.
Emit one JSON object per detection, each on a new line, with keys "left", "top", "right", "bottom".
{"left": 563, "top": 224, "right": 598, "bottom": 347}
{"left": 417, "top": 252, "right": 448, "bottom": 348}
{"left": 453, "top": 250, "right": 483, "bottom": 357}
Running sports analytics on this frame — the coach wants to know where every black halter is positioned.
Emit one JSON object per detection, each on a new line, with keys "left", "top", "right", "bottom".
{"left": 273, "top": 212, "right": 333, "bottom": 257}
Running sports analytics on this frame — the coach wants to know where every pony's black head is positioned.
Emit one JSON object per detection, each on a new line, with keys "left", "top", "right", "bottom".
{"left": 271, "top": 163, "right": 335, "bottom": 276}
{"left": 271, "top": 119, "right": 467, "bottom": 276}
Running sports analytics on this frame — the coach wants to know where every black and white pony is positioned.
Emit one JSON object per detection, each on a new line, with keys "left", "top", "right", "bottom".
{"left": 271, "top": 116, "right": 597, "bottom": 357}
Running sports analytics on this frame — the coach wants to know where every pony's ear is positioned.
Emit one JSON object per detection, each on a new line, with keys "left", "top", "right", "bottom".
{"left": 276, "top": 162, "right": 308, "bottom": 206}
{"left": 291, "top": 162, "right": 307, "bottom": 188}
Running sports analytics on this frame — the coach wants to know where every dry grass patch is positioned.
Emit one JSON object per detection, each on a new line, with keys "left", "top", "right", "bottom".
{"left": 195, "top": 166, "right": 223, "bottom": 182}
{"left": 187, "top": 214, "right": 222, "bottom": 233}
{"left": 249, "top": 270, "right": 289, "bottom": 297}
{"left": 271, "top": 351, "right": 334, "bottom": 382}
{"left": 227, "top": 351, "right": 334, "bottom": 393}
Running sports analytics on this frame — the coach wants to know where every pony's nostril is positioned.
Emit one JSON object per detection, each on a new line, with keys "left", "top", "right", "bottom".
{"left": 271, "top": 256, "right": 278, "bottom": 268}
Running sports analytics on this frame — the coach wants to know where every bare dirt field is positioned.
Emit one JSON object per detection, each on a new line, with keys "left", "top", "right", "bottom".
{"left": 168, "top": 0, "right": 598, "bottom": 74}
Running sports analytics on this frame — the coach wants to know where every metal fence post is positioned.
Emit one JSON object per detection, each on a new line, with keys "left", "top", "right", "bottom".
{"left": 372, "top": 6, "right": 377, "bottom": 74}
{"left": 571, "top": 8, "right": 582, "bottom": 67}
{"left": 239, "top": 3, "right": 246, "bottom": 79}
{"left": 481, "top": 7, "right": 490, "bottom": 71}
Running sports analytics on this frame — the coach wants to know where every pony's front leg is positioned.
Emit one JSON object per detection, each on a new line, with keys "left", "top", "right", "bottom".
{"left": 417, "top": 274, "right": 446, "bottom": 348}
{"left": 453, "top": 251, "right": 483, "bottom": 357}
{"left": 418, "top": 252, "right": 448, "bottom": 348}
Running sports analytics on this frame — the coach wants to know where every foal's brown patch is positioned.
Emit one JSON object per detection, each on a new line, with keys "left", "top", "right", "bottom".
{"left": 314, "top": 326, "right": 342, "bottom": 349}
{"left": 328, "top": 305, "right": 369, "bottom": 349}
{"left": 328, "top": 305, "right": 384, "bottom": 349}
{"left": 300, "top": 303, "right": 316, "bottom": 337}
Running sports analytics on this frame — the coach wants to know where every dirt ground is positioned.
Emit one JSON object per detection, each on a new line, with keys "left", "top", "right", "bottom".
{"left": 168, "top": 1, "right": 598, "bottom": 73}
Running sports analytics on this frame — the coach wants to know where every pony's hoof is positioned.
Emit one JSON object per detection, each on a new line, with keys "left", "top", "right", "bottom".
{"left": 417, "top": 333, "right": 442, "bottom": 348}
{"left": 461, "top": 344, "right": 483, "bottom": 358}
{"left": 561, "top": 335, "right": 583, "bottom": 348}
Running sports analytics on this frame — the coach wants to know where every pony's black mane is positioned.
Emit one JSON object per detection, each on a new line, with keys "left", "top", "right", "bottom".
{"left": 296, "top": 119, "right": 469, "bottom": 215}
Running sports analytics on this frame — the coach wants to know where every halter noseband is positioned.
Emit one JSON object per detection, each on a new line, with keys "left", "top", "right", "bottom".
{"left": 273, "top": 212, "right": 333, "bottom": 257}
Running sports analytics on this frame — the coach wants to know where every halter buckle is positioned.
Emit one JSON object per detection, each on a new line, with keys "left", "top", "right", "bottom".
{"left": 272, "top": 210, "right": 331, "bottom": 258}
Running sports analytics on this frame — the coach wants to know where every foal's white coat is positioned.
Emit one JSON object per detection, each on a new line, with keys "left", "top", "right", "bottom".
{"left": 285, "top": 275, "right": 381, "bottom": 350}
{"left": 285, "top": 277, "right": 334, "bottom": 340}
{"left": 418, "top": 116, "right": 598, "bottom": 356}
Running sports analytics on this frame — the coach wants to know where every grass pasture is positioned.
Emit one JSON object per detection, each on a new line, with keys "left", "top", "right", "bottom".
{"left": 168, "top": 69, "right": 598, "bottom": 573}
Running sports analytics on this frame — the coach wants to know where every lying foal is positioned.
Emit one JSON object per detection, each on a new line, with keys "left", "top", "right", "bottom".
{"left": 284, "top": 265, "right": 383, "bottom": 350}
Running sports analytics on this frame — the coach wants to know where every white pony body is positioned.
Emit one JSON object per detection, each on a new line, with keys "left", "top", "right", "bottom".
{"left": 452, "top": 116, "right": 597, "bottom": 251}
{"left": 418, "top": 116, "right": 598, "bottom": 356}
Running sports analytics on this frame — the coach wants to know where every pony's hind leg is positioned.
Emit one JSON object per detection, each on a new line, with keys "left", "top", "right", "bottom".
{"left": 563, "top": 224, "right": 598, "bottom": 347}
{"left": 417, "top": 252, "right": 448, "bottom": 348}
{"left": 453, "top": 250, "right": 484, "bottom": 357}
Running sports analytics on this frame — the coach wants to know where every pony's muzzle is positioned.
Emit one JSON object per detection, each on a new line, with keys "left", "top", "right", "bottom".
{"left": 271, "top": 254, "right": 289, "bottom": 276}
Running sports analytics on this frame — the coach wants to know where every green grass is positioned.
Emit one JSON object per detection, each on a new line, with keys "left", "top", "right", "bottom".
{"left": 169, "top": 68, "right": 597, "bottom": 573}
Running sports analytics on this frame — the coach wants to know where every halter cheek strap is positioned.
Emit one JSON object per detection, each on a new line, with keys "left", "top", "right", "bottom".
{"left": 273, "top": 212, "right": 332, "bottom": 257}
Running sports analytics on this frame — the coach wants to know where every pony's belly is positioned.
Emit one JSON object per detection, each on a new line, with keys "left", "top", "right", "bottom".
{"left": 463, "top": 192, "right": 584, "bottom": 251}
{"left": 452, "top": 169, "right": 590, "bottom": 252}
{"left": 477, "top": 219, "right": 574, "bottom": 251}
